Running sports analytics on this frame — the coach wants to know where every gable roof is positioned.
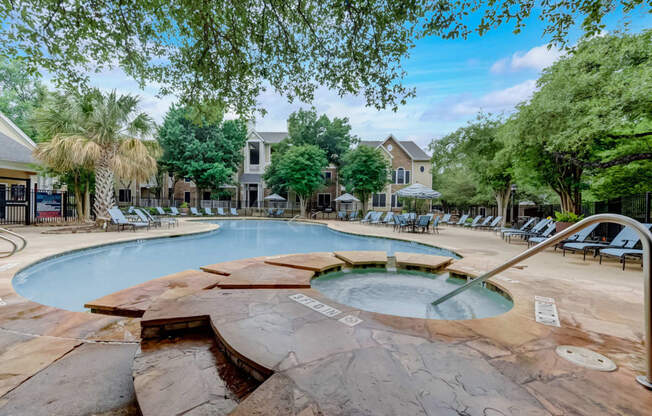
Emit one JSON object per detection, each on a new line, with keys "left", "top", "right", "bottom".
{"left": 0, "top": 131, "right": 36, "bottom": 165}
{"left": 257, "top": 131, "right": 288, "bottom": 143}
{"left": 359, "top": 137, "right": 430, "bottom": 161}
{"left": 0, "top": 112, "right": 36, "bottom": 149}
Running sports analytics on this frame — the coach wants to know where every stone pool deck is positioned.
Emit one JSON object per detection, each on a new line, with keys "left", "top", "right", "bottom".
{"left": 1, "top": 218, "right": 651, "bottom": 415}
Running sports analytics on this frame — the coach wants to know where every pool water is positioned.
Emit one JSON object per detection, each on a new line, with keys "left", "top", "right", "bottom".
{"left": 311, "top": 269, "right": 513, "bottom": 320}
{"left": 13, "top": 220, "right": 458, "bottom": 311}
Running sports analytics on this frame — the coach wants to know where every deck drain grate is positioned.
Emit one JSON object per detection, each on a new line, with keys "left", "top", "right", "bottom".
{"left": 555, "top": 346, "right": 617, "bottom": 371}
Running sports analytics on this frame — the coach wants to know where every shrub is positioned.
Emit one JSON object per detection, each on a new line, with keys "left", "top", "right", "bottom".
{"left": 554, "top": 211, "right": 584, "bottom": 223}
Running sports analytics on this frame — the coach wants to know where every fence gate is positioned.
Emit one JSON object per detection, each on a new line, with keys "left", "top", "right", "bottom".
{"left": 0, "top": 177, "right": 30, "bottom": 225}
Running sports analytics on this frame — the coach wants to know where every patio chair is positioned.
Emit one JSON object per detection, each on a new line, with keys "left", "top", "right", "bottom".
{"left": 267, "top": 208, "right": 276, "bottom": 217}
{"left": 230, "top": 208, "right": 239, "bottom": 216}
{"left": 562, "top": 224, "right": 651, "bottom": 260}
{"left": 170, "top": 207, "right": 181, "bottom": 216}
{"left": 370, "top": 212, "right": 384, "bottom": 225}
{"left": 478, "top": 216, "right": 502, "bottom": 230}
{"left": 503, "top": 218, "right": 551, "bottom": 242}
{"left": 146, "top": 208, "right": 177, "bottom": 228}
{"left": 394, "top": 214, "right": 408, "bottom": 232}
{"left": 382, "top": 212, "right": 394, "bottom": 226}
{"left": 217, "top": 207, "right": 226, "bottom": 216}
{"left": 464, "top": 215, "right": 483, "bottom": 227}
{"left": 360, "top": 211, "right": 375, "bottom": 224}
{"left": 127, "top": 206, "right": 135, "bottom": 214}
{"left": 526, "top": 222, "right": 557, "bottom": 247}
{"left": 108, "top": 207, "right": 149, "bottom": 232}
{"left": 599, "top": 248, "right": 644, "bottom": 270}
{"left": 416, "top": 215, "right": 431, "bottom": 233}
{"left": 134, "top": 208, "right": 160, "bottom": 228}
{"left": 498, "top": 217, "right": 536, "bottom": 235}
{"left": 155, "top": 207, "right": 168, "bottom": 216}
{"left": 337, "top": 211, "right": 348, "bottom": 221}
{"left": 471, "top": 216, "right": 493, "bottom": 229}
{"left": 204, "top": 207, "right": 214, "bottom": 216}
{"left": 276, "top": 209, "right": 284, "bottom": 217}
{"left": 190, "top": 207, "right": 202, "bottom": 216}
{"left": 453, "top": 214, "right": 469, "bottom": 226}
{"left": 440, "top": 213, "right": 452, "bottom": 224}
{"left": 348, "top": 211, "right": 358, "bottom": 221}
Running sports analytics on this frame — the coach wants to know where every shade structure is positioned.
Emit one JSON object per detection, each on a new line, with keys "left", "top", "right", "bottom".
{"left": 334, "top": 193, "right": 360, "bottom": 203}
{"left": 395, "top": 183, "right": 441, "bottom": 199}
{"left": 264, "top": 193, "right": 286, "bottom": 201}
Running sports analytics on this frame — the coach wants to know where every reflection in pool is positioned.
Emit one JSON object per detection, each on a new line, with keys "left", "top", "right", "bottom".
{"left": 311, "top": 269, "right": 513, "bottom": 320}
{"left": 14, "top": 220, "right": 458, "bottom": 311}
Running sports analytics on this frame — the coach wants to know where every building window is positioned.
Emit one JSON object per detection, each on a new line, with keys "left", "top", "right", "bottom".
{"left": 184, "top": 192, "right": 191, "bottom": 203}
{"left": 391, "top": 194, "right": 403, "bottom": 208}
{"left": 372, "top": 193, "right": 386, "bottom": 207}
{"left": 249, "top": 142, "right": 260, "bottom": 165}
{"left": 405, "top": 170, "right": 410, "bottom": 184}
{"left": 184, "top": 177, "right": 191, "bottom": 182}
{"left": 396, "top": 168, "right": 404, "bottom": 184}
{"left": 118, "top": 189, "right": 132, "bottom": 203}
{"left": 203, "top": 191, "right": 211, "bottom": 200}
{"left": 323, "top": 171, "right": 332, "bottom": 181}
{"left": 420, "top": 166, "right": 425, "bottom": 173}
{"left": 318, "top": 193, "right": 331, "bottom": 208}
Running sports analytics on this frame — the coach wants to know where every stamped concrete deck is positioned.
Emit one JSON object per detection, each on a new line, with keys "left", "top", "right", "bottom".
{"left": 1, "top": 218, "right": 651, "bottom": 415}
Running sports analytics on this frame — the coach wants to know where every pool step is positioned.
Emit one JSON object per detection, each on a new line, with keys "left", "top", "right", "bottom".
{"left": 132, "top": 332, "right": 260, "bottom": 416}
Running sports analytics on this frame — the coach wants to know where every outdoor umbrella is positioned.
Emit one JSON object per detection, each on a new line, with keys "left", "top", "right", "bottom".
{"left": 396, "top": 183, "right": 441, "bottom": 214}
{"left": 264, "top": 193, "right": 286, "bottom": 208}
{"left": 334, "top": 193, "right": 360, "bottom": 203}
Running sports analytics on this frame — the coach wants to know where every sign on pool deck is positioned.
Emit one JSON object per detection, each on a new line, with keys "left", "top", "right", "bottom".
{"left": 35, "top": 192, "right": 62, "bottom": 218}
{"left": 289, "top": 293, "right": 364, "bottom": 326}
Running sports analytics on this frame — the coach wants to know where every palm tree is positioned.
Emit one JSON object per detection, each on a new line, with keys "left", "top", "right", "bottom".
{"left": 34, "top": 90, "right": 158, "bottom": 224}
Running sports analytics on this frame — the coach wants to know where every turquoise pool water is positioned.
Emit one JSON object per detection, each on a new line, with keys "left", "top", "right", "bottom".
{"left": 13, "top": 220, "right": 458, "bottom": 311}
{"left": 312, "top": 269, "right": 513, "bottom": 320}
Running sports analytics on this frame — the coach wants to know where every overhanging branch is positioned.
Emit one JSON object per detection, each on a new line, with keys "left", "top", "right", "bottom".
{"left": 553, "top": 152, "right": 652, "bottom": 169}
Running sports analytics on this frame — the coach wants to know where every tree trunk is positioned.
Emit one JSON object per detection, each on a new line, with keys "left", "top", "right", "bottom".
{"left": 73, "top": 174, "right": 84, "bottom": 221}
{"left": 494, "top": 185, "right": 511, "bottom": 227}
{"left": 299, "top": 195, "right": 307, "bottom": 218}
{"left": 83, "top": 178, "right": 91, "bottom": 222}
{"left": 94, "top": 147, "right": 116, "bottom": 225}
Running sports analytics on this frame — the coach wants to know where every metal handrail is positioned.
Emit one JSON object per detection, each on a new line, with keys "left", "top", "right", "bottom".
{"left": 0, "top": 227, "right": 27, "bottom": 258}
{"left": 288, "top": 214, "right": 301, "bottom": 223}
{"left": 430, "top": 214, "right": 652, "bottom": 389}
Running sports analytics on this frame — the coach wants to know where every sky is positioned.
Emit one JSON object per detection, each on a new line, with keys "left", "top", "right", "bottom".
{"left": 83, "top": 7, "right": 651, "bottom": 151}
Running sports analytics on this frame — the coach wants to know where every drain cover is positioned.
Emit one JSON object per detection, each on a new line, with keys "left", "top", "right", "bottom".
{"left": 555, "top": 346, "right": 617, "bottom": 371}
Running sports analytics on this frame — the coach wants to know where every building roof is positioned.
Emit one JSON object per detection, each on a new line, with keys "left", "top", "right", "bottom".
{"left": 0, "top": 131, "right": 36, "bottom": 165}
{"left": 239, "top": 173, "right": 263, "bottom": 184}
{"left": 359, "top": 138, "right": 430, "bottom": 161}
{"left": 257, "top": 132, "right": 288, "bottom": 143}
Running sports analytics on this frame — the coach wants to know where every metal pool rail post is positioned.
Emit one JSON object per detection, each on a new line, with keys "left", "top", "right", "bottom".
{"left": 429, "top": 214, "right": 652, "bottom": 389}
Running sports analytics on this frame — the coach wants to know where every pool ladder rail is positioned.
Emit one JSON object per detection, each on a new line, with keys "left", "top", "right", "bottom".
{"left": 430, "top": 214, "right": 652, "bottom": 390}
{"left": 289, "top": 214, "right": 301, "bottom": 223}
{"left": 0, "top": 227, "right": 27, "bottom": 258}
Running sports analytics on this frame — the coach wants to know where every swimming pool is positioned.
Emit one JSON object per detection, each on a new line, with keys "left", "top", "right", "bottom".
{"left": 312, "top": 269, "right": 513, "bottom": 320}
{"left": 13, "top": 220, "right": 458, "bottom": 311}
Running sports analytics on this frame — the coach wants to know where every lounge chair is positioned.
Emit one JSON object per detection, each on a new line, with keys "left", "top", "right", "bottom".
{"left": 217, "top": 207, "right": 226, "bottom": 216}
{"left": 360, "top": 211, "right": 375, "bottom": 224}
{"left": 204, "top": 207, "right": 214, "bottom": 216}
{"left": 190, "top": 207, "right": 202, "bottom": 216}
{"left": 267, "top": 208, "right": 276, "bottom": 217}
{"left": 431, "top": 215, "right": 441, "bottom": 234}
{"left": 503, "top": 218, "right": 551, "bottom": 242}
{"left": 416, "top": 215, "right": 431, "bottom": 232}
{"left": 276, "top": 209, "right": 284, "bottom": 217}
{"left": 108, "top": 207, "right": 149, "bottom": 232}
{"left": 127, "top": 206, "right": 135, "bottom": 214}
{"left": 526, "top": 222, "right": 557, "bottom": 247}
{"left": 498, "top": 217, "right": 536, "bottom": 236}
{"left": 562, "top": 224, "right": 650, "bottom": 260}
{"left": 230, "top": 208, "right": 239, "bottom": 216}
{"left": 440, "top": 214, "right": 452, "bottom": 224}
{"left": 170, "top": 207, "right": 181, "bottom": 216}
{"left": 382, "top": 212, "right": 394, "bottom": 225}
{"left": 348, "top": 211, "right": 358, "bottom": 221}
{"left": 393, "top": 214, "right": 408, "bottom": 232}
{"left": 146, "top": 209, "right": 177, "bottom": 228}
{"left": 134, "top": 208, "right": 160, "bottom": 228}
{"left": 369, "top": 212, "right": 384, "bottom": 225}
{"left": 599, "top": 248, "right": 643, "bottom": 270}
{"left": 478, "top": 216, "right": 502, "bottom": 230}
{"left": 471, "top": 216, "right": 493, "bottom": 229}
{"left": 453, "top": 214, "right": 469, "bottom": 226}
{"left": 464, "top": 215, "right": 482, "bottom": 227}
{"left": 155, "top": 207, "right": 167, "bottom": 216}
{"left": 337, "top": 211, "right": 348, "bottom": 221}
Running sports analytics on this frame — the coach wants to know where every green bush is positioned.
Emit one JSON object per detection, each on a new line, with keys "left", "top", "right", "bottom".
{"left": 180, "top": 202, "right": 188, "bottom": 208}
{"left": 554, "top": 211, "right": 584, "bottom": 223}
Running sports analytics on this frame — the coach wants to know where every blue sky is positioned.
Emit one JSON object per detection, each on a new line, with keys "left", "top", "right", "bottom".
{"left": 85, "top": 7, "right": 651, "bottom": 150}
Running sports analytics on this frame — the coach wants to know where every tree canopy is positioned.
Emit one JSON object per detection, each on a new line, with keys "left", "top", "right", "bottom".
{"left": 286, "top": 108, "right": 357, "bottom": 165}
{"left": 157, "top": 106, "right": 247, "bottom": 200}
{"left": 263, "top": 144, "right": 327, "bottom": 217}
{"left": 0, "top": 1, "right": 644, "bottom": 113}
{"left": 339, "top": 145, "right": 390, "bottom": 212}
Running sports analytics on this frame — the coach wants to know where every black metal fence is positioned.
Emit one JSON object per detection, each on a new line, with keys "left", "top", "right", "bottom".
{"left": 0, "top": 189, "right": 91, "bottom": 225}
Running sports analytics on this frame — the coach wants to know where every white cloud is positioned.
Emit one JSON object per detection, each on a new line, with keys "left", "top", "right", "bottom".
{"left": 421, "top": 79, "right": 537, "bottom": 122}
{"left": 491, "top": 44, "right": 564, "bottom": 74}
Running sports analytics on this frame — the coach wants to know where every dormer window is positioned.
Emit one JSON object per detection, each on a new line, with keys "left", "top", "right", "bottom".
{"left": 249, "top": 142, "right": 260, "bottom": 165}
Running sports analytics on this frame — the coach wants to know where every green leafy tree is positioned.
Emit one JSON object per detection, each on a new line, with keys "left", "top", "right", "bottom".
{"left": 0, "top": 57, "right": 48, "bottom": 139}
{"left": 507, "top": 31, "right": 651, "bottom": 213}
{"left": 287, "top": 108, "right": 357, "bottom": 165}
{"left": 0, "top": 1, "right": 641, "bottom": 112}
{"left": 339, "top": 146, "right": 390, "bottom": 213}
{"left": 264, "top": 145, "right": 327, "bottom": 217}
{"left": 158, "top": 106, "right": 247, "bottom": 205}
{"left": 33, "top": 90, "right": 158, "bottom": 223}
